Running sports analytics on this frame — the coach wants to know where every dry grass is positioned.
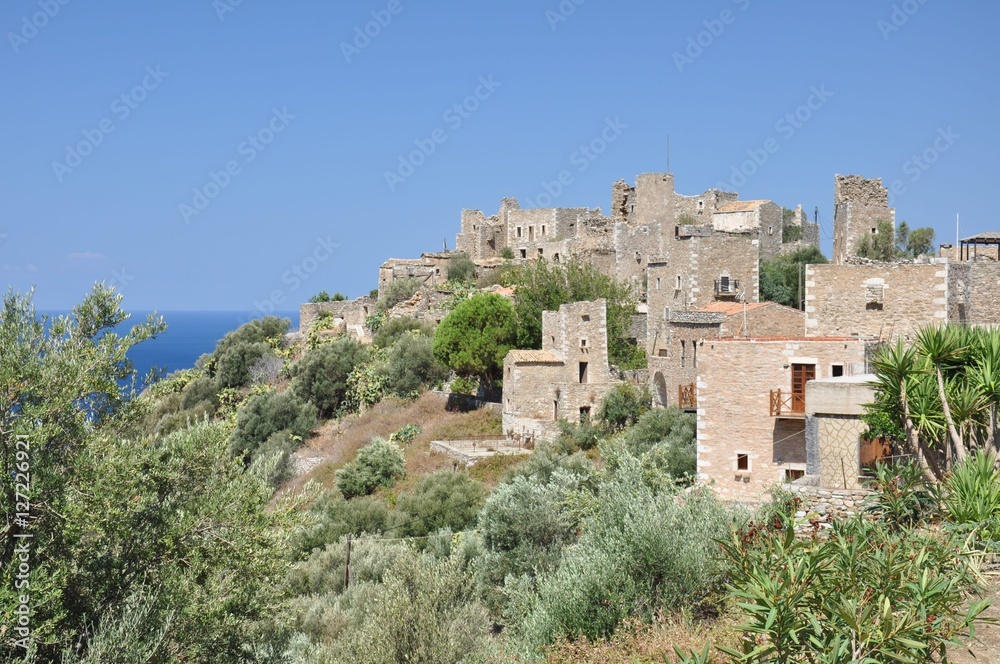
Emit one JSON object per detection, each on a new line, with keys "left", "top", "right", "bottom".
{"left": 537, "top": 611, "right": 742, "bottom": 664}
{"left": 284, "top": 392, "right": 507, "bottom": 496}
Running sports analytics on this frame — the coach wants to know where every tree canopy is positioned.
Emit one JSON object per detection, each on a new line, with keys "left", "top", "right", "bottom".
{"left": 432, "top": 292, "right": 517, "bottom": 391}
{"left": 759, "top": 246, "right": 828, "bottom": 309}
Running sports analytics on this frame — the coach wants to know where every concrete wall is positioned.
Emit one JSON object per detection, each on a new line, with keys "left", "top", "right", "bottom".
{"left": 696, "top": 338, "right": 868, "bottom": 503}
{"left": 805, "top": 261, "right": 946, "bottom": 340}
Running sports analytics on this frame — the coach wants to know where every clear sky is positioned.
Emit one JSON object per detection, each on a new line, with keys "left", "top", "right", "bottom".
{"left": 2, "top": 0, "right": 997, "bottom": 311}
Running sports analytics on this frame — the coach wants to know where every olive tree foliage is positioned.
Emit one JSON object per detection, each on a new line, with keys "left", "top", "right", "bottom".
{"left": 759, "top": 246, "right": 828, "bottom": 309}
{"left": 896, "top": 221, "right": 936, "bottom": 258}
{"left": 383, "top": 332, "right": 449, "bottom": 396}
{"left": 432, "top": 293, "right": 518, "bottom": 392}
{"left": 335, "top": 438, "right": 406, "bottom": 499}
{"left": 197, "top": 316, "right": 289, "bottom": 390}
{"left": 447, "top": 252, "right": 477, "bottom": 283}
{"left": 229, "top": 389, "right": 317, "bottom": 460}
{"left": 0, "top": 286, "right": 302, "bottom": 661}
{"left": 290, "top": 337, "right": 370, "bottom": 417}
{"left": 500, "top": 257, "right": 645, "bottom": 369}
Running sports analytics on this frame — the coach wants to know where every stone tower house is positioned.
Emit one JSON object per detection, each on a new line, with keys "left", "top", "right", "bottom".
{"left": 832, "top": 175, "right": 896, "bottom": 265}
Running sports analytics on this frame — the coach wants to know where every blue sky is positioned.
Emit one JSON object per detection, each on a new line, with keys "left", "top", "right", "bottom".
{"left": 2, "top": 0, "right": 996, "bottom": 311}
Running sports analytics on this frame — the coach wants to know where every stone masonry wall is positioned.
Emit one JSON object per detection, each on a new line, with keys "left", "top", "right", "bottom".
{"left": 833, "top": 175, "right": 895, "bottom": 265}
{"left": 805, "top": 262, "right": 946, "bottom": 340}
{"left": 787, "top": 483, "right": 872, "bottom": 523}
{"left": 967, "top": 261, "right": 1000, "bottom": 327}
{"left": 697, "top": 338, "right": 868, "bottom": 503}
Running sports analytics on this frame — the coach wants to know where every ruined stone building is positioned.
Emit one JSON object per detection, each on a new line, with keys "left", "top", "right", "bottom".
{"left": 832, "top": 174, "right": 896, "bottom": 265}
{"left": 502, "top": 299, "right": 619, "bottom": 444}
{"left": 455, "top": 172, "right": 818, "bottom": 298}
{"left": 647, "top": 301, "right": 804, "bottom": 410}
{"left": 695, "top": 336, "right": 870, "bottom": 502}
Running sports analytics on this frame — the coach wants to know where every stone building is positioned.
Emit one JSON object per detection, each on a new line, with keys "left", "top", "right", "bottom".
{"left": 805, "top": 258, "right": 1000, "bottom": 340}
{"left": 696, "top": 336, "right": 869, "bottom": 503}
{"left": 299, "top": 298, "right": 375, "bottom": 341}
{"left": 803, "top": 374, "right": 879, "bottom": 491}
{"left": 502, "top": 299, "right": 618, "bottom": 444}
{"left": 456, "top": 172, "right": 818, "bottom": 297}
{"left": 832, "top": 175, "right": 896, "bottom": 265}
{"left": 647, "top": 301, "right": 804, "bottom": 410}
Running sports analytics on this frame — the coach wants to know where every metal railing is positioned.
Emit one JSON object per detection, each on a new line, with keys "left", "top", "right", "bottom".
{"left": 714, "top": 278, "right": 740, "bottom": 295}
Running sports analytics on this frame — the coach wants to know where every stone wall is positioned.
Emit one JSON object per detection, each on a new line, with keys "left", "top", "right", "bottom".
{"left": 833, "top": 175, "right": 895, "bottom": 265}
{"left": 967, "top": 261, "right": 1000, "bottom": 327}
{"left": 787, "top": 483, "right": 872, "bottom": 523}
{"left": 805, "top": 261, "right": 946, "bottom": 340}
{"left": 299, "top": 298, "right": 374, "bottom": 340}
{"left": 697, "top": 338, "right": 868, "bottom": 503}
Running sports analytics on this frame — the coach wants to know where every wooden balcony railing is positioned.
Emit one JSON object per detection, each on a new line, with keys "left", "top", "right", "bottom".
{"left": 678, "top": 383, "right": 696, "bottom": 410}
{"left": 769, "top": 389, "right": 805, "bottom": 417}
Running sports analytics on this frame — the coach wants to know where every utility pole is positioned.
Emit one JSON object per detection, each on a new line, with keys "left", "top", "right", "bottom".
{"left": 666, "top": 136, "right": 671, "bottom": 174}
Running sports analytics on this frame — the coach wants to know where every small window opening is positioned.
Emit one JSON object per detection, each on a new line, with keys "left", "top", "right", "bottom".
{"left": 832, "top": 365, "right": 844, "bottom": 378}
{"left": 736, "top": 454, "right": 750, "bottom": 472}
{"left": 520, "top": 249, "right": 527, "bottom": 259}
{"left": 579, "top": 362, "right": 589, "bottom": 384}
{"left": 516, "top": 227, "right": 522, "bottom": 238}
{"left": 582, "top": 314, "right": 590, "bottom": 322}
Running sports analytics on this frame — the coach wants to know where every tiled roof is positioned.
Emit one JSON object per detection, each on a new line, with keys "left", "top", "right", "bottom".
{"left": 716, "top": 200, "right": 768, "bottom": 213}
{"left": 697, "top": 301, "right": 771, "bottom": 316}
{"left": 506, "top": 350, "right": 562, "bottom": 364}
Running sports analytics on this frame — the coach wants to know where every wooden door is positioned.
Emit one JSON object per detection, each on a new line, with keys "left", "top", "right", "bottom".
{"left": 791, "top": 364, "right": 814, "bottom": 413}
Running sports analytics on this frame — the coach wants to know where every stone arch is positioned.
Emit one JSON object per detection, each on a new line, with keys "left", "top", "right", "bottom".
{"left": 653, "top": 372, "right": 668, "bottom": 408}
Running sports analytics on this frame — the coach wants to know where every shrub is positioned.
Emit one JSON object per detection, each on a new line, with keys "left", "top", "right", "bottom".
{"left": 291, "top": 337, "right": 370, "bottom": 417}
{"left": 229, "top": 390, "right": 317, "bottom": 460}
{"left": 180, "top": 375, "right": 218, "bottom": 411}
{"left": 214, "top": 341, "right": 272, "bottom": 389}
{"left": 864, "top": 459, "right": 937, "bottom": 530}
{"left": 612, "top": 407, "right": 698, "bottom": 482}
{"left": 297, "top": 494, "right": 398, "bottom": 554}
{"left": 335, "top": 438, "right": 405, "bottom": 499}
{"left": 719, "top": 515, "right": 988, "bottom": 661}
{"left": 942, "top": 449, "right": 1000, "bottom": 548}
{"left": 212, "top": 316, "right": 289, "bottom": 358}
{"left": 308, "top": 291, "right": 347, "bottom": 303}
{"left": 447, "top": 253, "right": 477, "bottom": 283}
{"left": 556, "top": 418, "right": 601, "bottom": 452}
{"left": 253, "top": 430, "right": 298, "bottom": 488}
{"left": 377, "top": 278, "right": 423, "bottom": 312}
{"left": 372, "top": 316, "right": 434, "bottom": 349}
{"left": 500, "top": 246, "right": 515, "bottom": 260}
{"left": 389, "top": 424, "right": 422, "bottom": 445}
{"left": 383, "top": 333, "right": 449, "bottom": 397}
{"left": 395, "top": 471, "right": 487, "bottom": 538}
{"left": 432, "top": 293, "right": 517, "bottom": 391}
{"left": 597, "top": 383, "right": 650, "bottom": 433}
{"left": 513, "top": 474, "right": 733, "bottom": 650}
{"left": 449, "top": 375, "right": 477, "bottom": 396}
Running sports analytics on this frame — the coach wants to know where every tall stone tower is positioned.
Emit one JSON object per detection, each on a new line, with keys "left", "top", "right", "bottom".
{"left": 832, "top": 175, "right": 896, "bottom": 264}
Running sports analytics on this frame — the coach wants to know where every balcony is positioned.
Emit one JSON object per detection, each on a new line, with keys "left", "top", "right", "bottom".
{"left": 769, "top": 389, "right": 805, "bottom": 418}
{"left": 714, "top": 278, "right": 740, "bottom": 297}
{"left": 678, "top": 383, "right": 696, "bottom": 411}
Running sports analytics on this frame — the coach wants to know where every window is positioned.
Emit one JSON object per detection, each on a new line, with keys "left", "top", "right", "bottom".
{"left": 736, "top": 453, "right": 750, "bottom": 472}
{"left": 538, "top": 248, "right": 544, "bottom": 256}
{"left": 676, "top": 275, "right": 682, "bottom": 290}
{"left": 832, "top": 364, "right": 844, "bottom": 378}
{"left": 680, "top": 340, "right": 686, "bottom": 368}
{"left": 581, "top": 314, "right": 590, "bottom": 322}
{"left": 516, "top": 227, "right": 522, "bottom": 238}
{"left": 697, "top": 200, "right": 704, "bottom": 213}
{"left": 529, "top": 226, "right": 534, "bottom": 241}
{"left": 520, "top": 249, "right": 527, "bottom": 259}
{"left": 579, "top": 406, "right": 591, "bottom": 422}
{"left": 692, "top": 340, "right": 697, "bottom": 368}
{"left": 871, "top": 227, "right": 877, "bottom": 234}
{"left": 656, "top": 277, "right": 661, "bottom": 290}
{"left": 768, "top": 226, "right": 773, "bottom": 235}
{"left": 554, "top": 253, "right": 560, "bottom": 263}
{"left": 551, "top": 335, "right": 555, "bottom": 345}
{"left": 785, "top": 468, "right": 805, "bottom": 482}
{"left": 541, "top": 225, "right": 546, "bottom": 236}
{"left": 657, "top": 349, "right": 668, "bottom": 357}
{"left": 580, "top": 338, "right": 587, "bottom": 348}
{"left": 553, "top": 400, "right": 558, "bottom": 420}
{"left": 579, "top": 362, "right": 589, "bottom": 384}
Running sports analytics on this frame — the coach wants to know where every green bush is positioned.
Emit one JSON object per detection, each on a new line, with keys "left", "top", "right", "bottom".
{"left": 555, "top": 418, "right": 601, "bottom": 451}
{"left": 597, "top": 383, "right": 650, "bottom": 432}
{"left": 864, "top": 460, "right": 937, "bottom": 530}
{"left": 180, "top": 375, "right": 219, "bottom": 411}
{"left": 212, "top": 316, "right": 289, "bottom": 359}
{"left": 432, "top": 293, "right": 517, "bottom": 391}
{"left": 214, "top": 341, "right": 272, "bottom": 389}
{"left": 229, "top": 390, "right": 317, "bottom": 460}
{"left": 291, "top": 337, "right": 370, "bottom": 417}
{"left": 335, "top": 438, "right": 406, "bottom": 499}
{"left": 377, "top": 278, "right": 423, "bottom": 312}
{"left": 449, "top": 375, "right": 477, "bottom": 396}
{"left": 389, "top": 424, "right": 422, "bottom": 445}
{"left": 500, "top": 246, "right": 515, "bottom": 260}
{"left": 395, "top": 471, "right": 487, "bottom": 538}
{"left": 942, "top": 450, "right": 1000, "bottom": 548}
{"left": 383, "top": 332, "right": 449, "bottom": 397}
{"left": 372, "top": 316, "right": 434, "bottom": 349}
{"left": 297, "top": 494, "right": 399, "bottom": 554}
{"left": 611, "top": 407, "right": 698, "bottom": 482}
{"left": 253, "top": 430, "right": 298, "bottom": 489}
{"left": 308, "top": 291, "right": 347, "bottom": 303}
{"left": 719, "top": 515, "right": 988, "bottom": 661}
{"left": 513, "top": 471, "right": 733, "bottom": 650}
{"left": 447, "top": 253, "right": 477, "bottom": 283}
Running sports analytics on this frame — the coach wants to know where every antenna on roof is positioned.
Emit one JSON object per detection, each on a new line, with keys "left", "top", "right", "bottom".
{"left": 666, "top": 136, "right": 670, "bottom": 174}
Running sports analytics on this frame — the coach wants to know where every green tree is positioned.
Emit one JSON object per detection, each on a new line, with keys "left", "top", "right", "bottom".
{"left": 377, "top": 277, "right": 423, "bottom": 312}
{"left": 291, "top": 337, "right": 370, "bottom": 417}
{"left": 229, "top": 389, "right": 317, "bottom": 460}
{"left": 372, "top": 316, "right": 434, "bottom": 349}
{"left": 308, "top": 291, "right": 347, "bottom": 303}
{"left": 759, "top": 246, "right": 828, "bottom": 308}
{"left": 432, "top": 293, "right": 517, "bottom": 393}
{"left": 597, "top": 383, "right": 651, "bottom": 432}
{"left": 383, "top": 332, "right": 449, "bottom": 396}
{"left": 335, "top": 438, "right": 406, "bottom": 499}
{"left": 501, "top": 257, "right": 644, "bottom": 369}
{"left": 854, "top": 218, "right": 896, "bottom": 261}
{"left": 446, "top": 253, "right": 477, "bottom": 283}
{"left": 395, "top": 470, "right": 486, "bottom": 538}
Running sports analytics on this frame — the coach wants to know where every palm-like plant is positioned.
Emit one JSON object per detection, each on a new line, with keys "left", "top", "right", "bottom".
{"left": 915, "top": 325, "right": 968, "bottom": 463}
{"left": 970, "top": 329, "right": 1000, "bottom": 450}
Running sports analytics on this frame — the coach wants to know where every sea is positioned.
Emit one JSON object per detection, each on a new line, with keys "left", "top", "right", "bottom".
{"left": 41, "top": 310, "right": 300, "bottom": 382}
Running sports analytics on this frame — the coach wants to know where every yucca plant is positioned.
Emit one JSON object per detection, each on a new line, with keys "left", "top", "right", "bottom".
{"left": 942, "top": 449, "right": 1000, "bottom": 550}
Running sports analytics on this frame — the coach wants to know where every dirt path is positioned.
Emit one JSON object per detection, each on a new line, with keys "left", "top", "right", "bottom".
{"left": 949, "top": 578, "right": 1000, "bottom": 663}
